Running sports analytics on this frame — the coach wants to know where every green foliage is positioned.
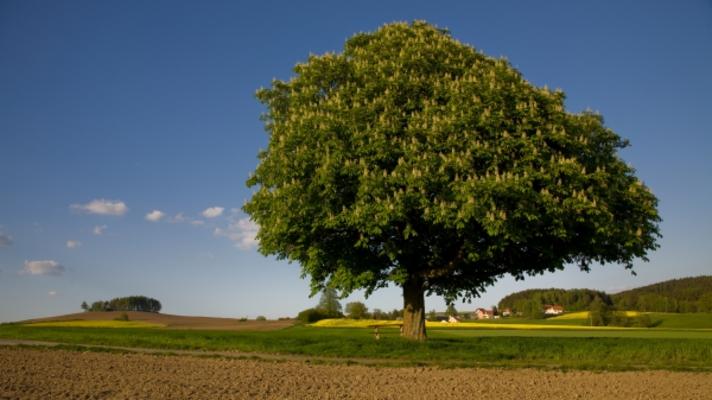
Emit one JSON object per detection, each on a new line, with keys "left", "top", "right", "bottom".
{"left": 522, "top": 299, "right": 545, "bottom": 319}
{"left": 87, "top": 296, "right": 161, "bottom": 313}
{"left": 297, "top": 308, "right": 341, "bottom": 323}
{"left": 588, "top": 298, "right": 612, "bottom": 326}
{"left": 345, "top": 301, "right": 369, "bottom": 319}
{"left": 244, "top": 20, "right": 660, "bottom": 306}
{"left": 317, "top": 288, "right": 343, "bottom": 315}
{"left": 427, "top": 309, "right": 438, "bottom": 322}
{"left": 608, "top": 313, "right": 656, "bottom": 328}
{"left": 499, "top": 288, "right": 611, "bottom": 313}
{"left": 256, "top": 316, "right": 267, "bottom": 321}
{"left": 446, "top": 303, "right": 458, "bottom": 317}
{"left": 388, "top": 309, "right": 403, "bottom": 320}
{"left": 371, "top": 308, "right": 386, "bottom": 320}
{"left": 80, "top": 301, "right": 89, "bottom": 312}
{"left": 634, "top": 313, "right": 654, "bottom": 327}
{"left": 89, "top": 301, "right": 108, "bottom": 312}
{"left": 612, "top": 276, "right": 712, "bottom": 312}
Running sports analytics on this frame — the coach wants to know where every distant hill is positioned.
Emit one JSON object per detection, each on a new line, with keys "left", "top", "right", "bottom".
{"left": 19, "top": 311, "right": 295, "bottom": 331}
{"left": 611, "top": 276, "right": 712, "bottom": 313}
{"left": 497, "top": 276, "right": 712, "bottom": 315}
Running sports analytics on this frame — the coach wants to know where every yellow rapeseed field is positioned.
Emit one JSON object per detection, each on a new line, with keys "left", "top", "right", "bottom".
{"left": 549, "top": 311, "right": 590, "bottom": 320}
{"left": 426, "top": 321, "right": 629, "bottom": 330}
{"left": 622, "top": 311, "right": 641, "bottom": 317}
{"left": 550, "top": 311, "right": 641, "bottom": 320}
{"left": 312, "top": 319, "right": 402, "bottom": 328}
{"left": 25, "top": 320, "right": 165, "bottom": 329}
{"left": 311, "top": 319, "right": 631, "bottom": 330}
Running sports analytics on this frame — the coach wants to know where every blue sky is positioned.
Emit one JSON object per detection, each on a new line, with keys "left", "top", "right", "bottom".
{"left": 1, "top": 1, "right": 710, "bottom": 321}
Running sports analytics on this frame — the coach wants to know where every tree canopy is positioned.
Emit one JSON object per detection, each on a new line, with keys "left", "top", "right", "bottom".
{"left": 244, "top": 21, "right": 660, "bottom": 340}
{"left": 345, "top": 301, "right": 369, "bottom": 319}
{"left": 317, "top": 287, "right": 343, "bottom": 315}
{"left": 86, "top": 296, "right": 162, "bottom": 313}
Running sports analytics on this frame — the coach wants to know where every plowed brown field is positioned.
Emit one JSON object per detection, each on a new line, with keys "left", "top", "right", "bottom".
{"left": 1, "top": 347, "right": 711, "bottom": 399}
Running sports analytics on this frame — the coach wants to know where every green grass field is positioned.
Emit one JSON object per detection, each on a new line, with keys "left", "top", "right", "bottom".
{"left": 2, "top": 321, "right": 711, "bottom": 371}
{"left": 544, "top": 312, "right": 712, "bottom": 329}
{"left": 646, "top": 312, "right": 712, "bottom": 329}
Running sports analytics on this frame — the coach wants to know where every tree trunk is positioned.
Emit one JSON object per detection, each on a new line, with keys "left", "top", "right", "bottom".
{"left": 401, "top": 275, "right": 426, "bottom": 341}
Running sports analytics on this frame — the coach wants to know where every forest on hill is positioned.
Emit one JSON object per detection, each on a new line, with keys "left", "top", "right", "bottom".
{"left": 498, "top": 276, "right": 712, "bottom": 315}
{"left": 611, "top": 276, "right": 712, "bottom": 312}
{"left": 498, "top": 288, "right": 610, "bottom": 317}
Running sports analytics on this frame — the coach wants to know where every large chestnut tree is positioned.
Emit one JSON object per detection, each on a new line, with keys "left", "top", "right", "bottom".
{"left": 244, "top": 21, "right": 660, "bottom": 340}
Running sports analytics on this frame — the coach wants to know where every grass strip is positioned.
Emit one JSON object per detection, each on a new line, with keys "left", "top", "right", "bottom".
{"left": 1, "top": 324, "right": 711, "bottom": 371}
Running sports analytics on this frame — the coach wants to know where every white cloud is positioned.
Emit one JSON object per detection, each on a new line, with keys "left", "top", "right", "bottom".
{"left": 168, "top": 212, "right": 206, "bottom": 226}
{"left": 169, "top": 213, "right": 186, "bottom": 223}
{"left": 66, "top": 240, "right": 82, "bottom": 249}
{"left": 145, "top": 210, "right": 166, "bottom": 222}
{"left": 93, "top": 225, "right": 107, "bottom": 235}
{"left": 214, "top": 217, "right": 259, "bottom": 250}
{"left": 202, "top": 206, "right": 225, "bottom": 219}
{"left": 48, "top": 291, "right": 57, "bottom": 296}
{"left": 71, "top": 199, "right": 128, "bottom": 216}
{"left": 22, "top": 260, "right": 65, "bottom": 276}
{"left": 0, "top": 233, "right": 12, "bottom": 247}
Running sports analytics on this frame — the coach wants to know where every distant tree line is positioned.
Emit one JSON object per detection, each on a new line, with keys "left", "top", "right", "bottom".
{"left": 498, "top": 288, "right": 611, "bottom": 318}
{"left": 611, "top": 276, "right": 712, "bottom": 313}
{"left": 426, "top": 304, "right": 482, "bottom": 321}
{"left": 81, "top": 296, "right": 162, "bottom": 313}
{"left": 297, "top": 288, "right": 402, "bottom": 323}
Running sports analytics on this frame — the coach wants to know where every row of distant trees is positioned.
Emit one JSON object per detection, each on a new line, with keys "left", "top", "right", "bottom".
{"left": 81, "top": 296, "right": 162, "bottom": 313}
{"left": 297, "top": 288, "right": 402, "bottom": 322}
{"left": 426, "top": 304, "right": 493, "bottom": 321}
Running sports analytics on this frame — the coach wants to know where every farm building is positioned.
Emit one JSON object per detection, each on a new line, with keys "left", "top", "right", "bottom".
{"left": 544, "top": 304, "right": 565, "bottom": 315}
{"left": 473, "top": 308, "right": 495, "bottom": 319}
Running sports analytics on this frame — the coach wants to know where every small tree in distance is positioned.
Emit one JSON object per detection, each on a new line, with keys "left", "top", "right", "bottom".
{"left": 80, "top": 301, "right": 88, "bottom": 312}
{"left": 317, "top": 287, "right": 343, "bottom": 316}
{"left": 345, "top": 301, "right": 369, "bottom": 319}
{"left": 245, "top": 21, "right": 661, "bottom": 340}
{"left": 589, "top": 298, "right": 612, "bottom": 326}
